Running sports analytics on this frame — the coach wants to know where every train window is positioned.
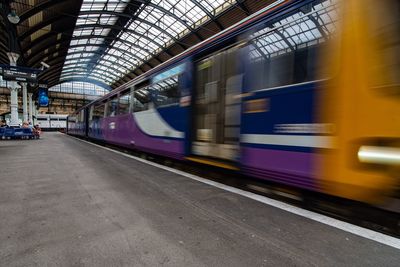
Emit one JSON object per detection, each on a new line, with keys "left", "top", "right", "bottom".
{"left": 245, "top": 0, "right": 337, "bottom": 91}
{"left": 118, "top": 91, "right": 131, "bottom": 114}
{"left": 79, "top": 110, "right": 85, "bottom": 122}
{"left": 93, "top": 104, "right": 105, "bottom": 119}
{"left": 134, "top": 87, "right": 151, "bottom": 112}
{"left": 150, "top": 75, "right": 180, "bottom": 107}
{"left": 37, "top": 118, "right": 47, "bottom": 121}
{"left": 105, "top": 96, "right": 118, "bottom": 117}
{"left": 367, "top": 0, "right": 400, "bottom": 92}
{"left": 89, "top": 106, "right": 94, "bottom": 121}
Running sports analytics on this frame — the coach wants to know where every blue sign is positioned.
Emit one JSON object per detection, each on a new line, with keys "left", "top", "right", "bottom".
{"left": 38, "top": 88, "right": 49, "bottom": 107}
{"left": 0, "top": 64, "right": 41, "bottom": 83}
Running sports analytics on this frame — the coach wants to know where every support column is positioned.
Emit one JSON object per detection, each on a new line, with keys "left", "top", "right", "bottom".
{"left": 22, "top": 83, "right": 28, "bottom": 122}
{"left": 28, "top": 93, "right": 33, "bottom": 124}
{"left": 34, "top": 106, "right": 38, "bottom": 125}
{"left": 9, "top": 87, "right": 19, "bottom": 126}
{"left": 7, "top": 52, "right": 20, "bottom": 126}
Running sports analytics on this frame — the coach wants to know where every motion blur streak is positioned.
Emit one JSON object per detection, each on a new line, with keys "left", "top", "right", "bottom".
{"left": 358, "top": 146, "right": 400, "bottom": 165}
{"left": 318, "top": 0, "right": 400, "bottom": 203}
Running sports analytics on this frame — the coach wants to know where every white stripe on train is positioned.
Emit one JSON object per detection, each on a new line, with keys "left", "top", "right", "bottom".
{"left": 241, "top": 134, "right": 334, "bottom": 148}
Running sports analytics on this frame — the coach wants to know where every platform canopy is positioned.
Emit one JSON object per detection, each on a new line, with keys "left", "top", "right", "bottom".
{"left": 0, "top": 0, "right": 277, "bottom": 91}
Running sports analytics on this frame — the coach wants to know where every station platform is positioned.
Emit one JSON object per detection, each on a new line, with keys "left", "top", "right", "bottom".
{"left": 0, "top": 132, "right": 399, "bottom": 266}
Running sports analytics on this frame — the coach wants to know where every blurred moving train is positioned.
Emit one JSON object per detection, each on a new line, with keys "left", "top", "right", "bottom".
{"left": 36, "top": 114, "right": 67, "bottom": 131}
{"left": 67, "top": 0, "right": 400, "bottom": 205}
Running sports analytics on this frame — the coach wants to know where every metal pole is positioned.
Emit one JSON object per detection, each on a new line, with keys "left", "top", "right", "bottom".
{"left": 9, "top": 87, "right": 19, "bottom": 126}
{"left": 33, "top": 106, "right": 37, "bottom": 125}
{"left": 28, "top": 92, "right": 33, "bottom": 124}
{"left": 22, "top": 83, "right": 28, "bottom": 122}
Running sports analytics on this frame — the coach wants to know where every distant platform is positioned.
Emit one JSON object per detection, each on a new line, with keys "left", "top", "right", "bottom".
{"left": 0, "top": 132, "right": 399, "bottom": 266}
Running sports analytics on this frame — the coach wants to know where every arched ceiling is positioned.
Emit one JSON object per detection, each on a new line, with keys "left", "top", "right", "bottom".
{"left": 0, "top": 0, "right": 277, "bottom": 90}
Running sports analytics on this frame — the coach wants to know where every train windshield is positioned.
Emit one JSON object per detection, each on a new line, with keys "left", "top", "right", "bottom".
{"left": 150, "top": 75, "right": 180, "bottom": 107}
{"left": 366, "top": 0, "right": 400, "bottom": 93}
{"left": 133, "top": 87, "right": 151, "bottom": 112}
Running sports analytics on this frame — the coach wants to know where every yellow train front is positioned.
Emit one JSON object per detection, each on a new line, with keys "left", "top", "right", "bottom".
{"left": 316, "top": 0, "right": 400, "bottom": 203}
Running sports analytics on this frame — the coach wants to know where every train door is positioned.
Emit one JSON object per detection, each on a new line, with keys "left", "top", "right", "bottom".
{"left": 192, "top": 46, "right": 243, "bottom": 162}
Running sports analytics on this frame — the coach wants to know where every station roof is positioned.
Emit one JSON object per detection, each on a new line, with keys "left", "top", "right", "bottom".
{"left": 0, "top": 0, "right": 276, "bottom": 91}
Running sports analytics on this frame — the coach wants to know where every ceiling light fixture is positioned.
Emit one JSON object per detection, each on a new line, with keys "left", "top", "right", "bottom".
{"left": 7, "top": 8, "right": 20, "bottom": 24}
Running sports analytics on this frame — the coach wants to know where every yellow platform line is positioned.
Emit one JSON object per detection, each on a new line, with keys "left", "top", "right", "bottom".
{"left": 186, "top": 156, "right": 239, "bottom": 171}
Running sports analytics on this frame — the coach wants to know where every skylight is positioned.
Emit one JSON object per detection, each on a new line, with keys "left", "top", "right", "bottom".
{"left": 61, "top": 0, "right": 236, "bottom": 86}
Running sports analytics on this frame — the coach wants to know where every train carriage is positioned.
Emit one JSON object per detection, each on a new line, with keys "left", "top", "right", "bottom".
{"left": 36, "top": 114, "right": 68, "bottom": 131}
{"left": 68, "top": 0, "right": 400, "bottom": 204}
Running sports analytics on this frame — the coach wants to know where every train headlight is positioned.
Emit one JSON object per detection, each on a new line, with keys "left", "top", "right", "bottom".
{"left": 358, "top": 146, "right": 400, "bottom": 165}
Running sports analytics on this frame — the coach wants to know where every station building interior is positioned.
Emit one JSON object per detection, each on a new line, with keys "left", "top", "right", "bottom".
{"left": 0, "top": 0, "right": 399, "bottom": 266}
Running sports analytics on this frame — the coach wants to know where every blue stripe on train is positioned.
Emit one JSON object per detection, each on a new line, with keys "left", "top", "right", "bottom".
{"left": 241, "top": 82, "right": 319, "bottom": 135}
{"left": 241, "top": 142, "right": 315, "bottom": 153}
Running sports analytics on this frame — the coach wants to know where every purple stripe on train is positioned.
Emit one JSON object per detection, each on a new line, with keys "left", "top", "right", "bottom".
{"left": 101, "top": 113, "right": 185, "bottom": 160}
{"left": 241, "top": 147, "right": 318, "bottom": 190}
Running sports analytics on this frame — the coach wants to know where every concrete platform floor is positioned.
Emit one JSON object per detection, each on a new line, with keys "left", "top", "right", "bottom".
{"left": 0, "top": 132, "right": 399, "bottom": 266}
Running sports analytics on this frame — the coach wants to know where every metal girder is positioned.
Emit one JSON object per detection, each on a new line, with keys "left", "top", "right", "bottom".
{"left": 274, "top": 30, "right": 295, "bottom": 51}
{"left": 19, "top": 0, "right": 71, "bottom": 22}
{"left": 61, "top": 61, "right": 126, "bottom": 75}
{"left": 60, "top": 72, "right": 114, "bottom": 83}
{"left": 22, "top": 29, "right": 70, "bottom": 55}
{"left": 65, "top": 53, "right": 154, "bottom": 71}
{"left": 14, "top": 0, "right": 252, "bottom": 91}
{"left": 39, "top": 64, "right": 125, "bottom": 85}
{"left": 0, "top": 38, "right": 8, "bottom": 51}
{"left": 190, "top": 0, "right": 224, "bottom": 30}
{"left": 77, "top": 42, "right": 156, "bottom": 66}
{"left": 39, "top": 67, "right": 64, "bottom": 82}
{"left": 249, "top": 40, "right": 270, "bottom": 60}
{"left": 131, "top": 1, "right": 195, "bottom": 30}
{"left": 0, "top": 53, "right": 8, "bottom": 63}
{"left": 126, "top": 0, "right": 204, "bottom": 41}
{"left": 80, "top": 0, "right": 142, "bottom": 83}
{"left": 25, "top": 36, "right": 161, "bottom": 64}
{"left": 308, "top": 15, "right": 328, "bottom": 40}
{"left": 78, "top": 11, "right": 189, "bottom": 49}
{"left": 61, "top": 68, "right": 119, "bottom": 81}
{"left": 73, "top": 24, "right": 166, "bottom": 49}
{"left": 24, "top": 31, "right": 172, "bottom": 61}
{"left": 39, "top": 56, "right": 126, "bottom": 77}
{"left": 40, "top": 61, "right": 130, "bottom": 85}
{"left": 18, "top": 14, "right": 70, "bottom": 41}
{"left": 49, "top": 77, "right": 112, "bottom": 90}
{"left": 37, "top": 55, "right": 130, "bottom": 81}
{"left": 28, "top": 49, "right": 69, "bottom": 67}
{"left": 235, "top": 0, "right": 251, "bottom": 15}
{"left": 58, "top": 57, "right": 130, "bottom": 73}
{"left": 62, "top": 63, "right": 127, "bottom": 79}
{"left": 28, "top": 43, "right": 150, "bottom": 70}
{"left": 63, "top": 50, "right": 138, "bottom": 69}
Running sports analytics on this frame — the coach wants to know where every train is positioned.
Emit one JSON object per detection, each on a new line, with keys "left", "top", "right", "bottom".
{"left": 36, "top": 114, "right": 68, "bottom": 131}
{"left": 67, "top": 0, "right": 400, "bottom": 205}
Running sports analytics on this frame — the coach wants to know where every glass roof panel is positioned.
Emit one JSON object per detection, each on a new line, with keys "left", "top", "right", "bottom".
{"left": 248, "top": 0, "right": 338, "bottom": 61}
{"left": 62, "top": 0, "right": 236, "bottom": 85}
{"left": 49, "top": 81, "right": 109, "bottom": 96}
{"left": 61, "top": 74, "right": 115, "bottom": 84}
